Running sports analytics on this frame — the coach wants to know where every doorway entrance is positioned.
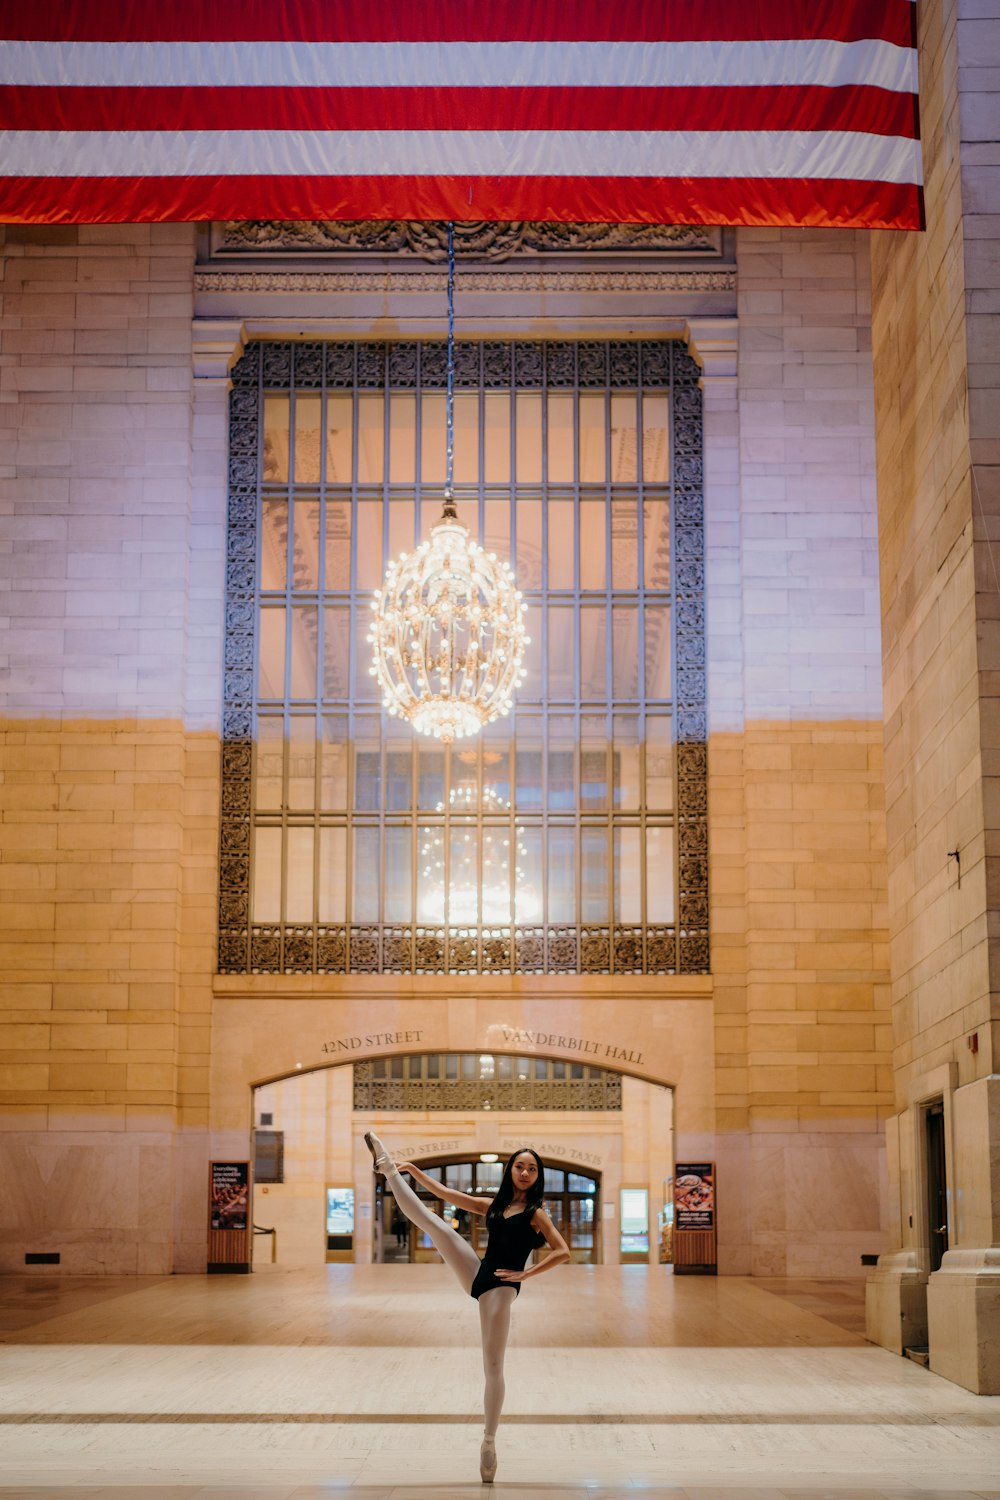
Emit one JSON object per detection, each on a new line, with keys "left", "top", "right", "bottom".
{"left": 249, "top": 1050, "right": 673, "bottom": 1268}
{"left": 375, "top": 1154, "right": 601, "bottom": 1265}
{"left": 925, "top": 1100, "right": 948, "bottom": 1273}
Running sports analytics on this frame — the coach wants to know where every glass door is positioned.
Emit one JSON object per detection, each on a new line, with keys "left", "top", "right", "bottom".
{"left": 388, "top": 1155, "right": 602, "bottom": 1264}
{"left": 569, "top": 1196, "right": 595, "bottom": 1263}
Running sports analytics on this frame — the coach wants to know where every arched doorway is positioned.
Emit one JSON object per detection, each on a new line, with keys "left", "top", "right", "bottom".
{"left": 248, "top": 1045, "right": 675, "bottom": 1270}
{"left": 375, "top": 1151, "right": 600, "bottom": 1265}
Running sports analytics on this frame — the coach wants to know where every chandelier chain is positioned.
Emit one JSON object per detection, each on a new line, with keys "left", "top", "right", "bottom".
{"left": 445, "top": 219, "right": 456, "bottom": 509}
{"left": 368, "top": 218, "right": 528, "bottom": 743}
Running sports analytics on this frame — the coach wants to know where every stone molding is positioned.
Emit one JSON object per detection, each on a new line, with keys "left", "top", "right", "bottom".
{"left": 191, "top": 317, "right": 248, "bottom": 388}
{"left": 212, "top": 973, "right": 713, "bottom": 999}
{"left": 934, "top": 1246, "right": 1000, "bottom": 1274}
{"left": 194, "top": 268, "right": 737, "bottom": 296}
{"left": 906, "top": 1060, "right": 959, "bottom": 1106}
{"left": 683, "top": 316, "right": 739, "bottom": 393}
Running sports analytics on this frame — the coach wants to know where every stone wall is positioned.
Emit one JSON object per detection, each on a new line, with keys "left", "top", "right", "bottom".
{"left": 0, "top": 223, "right": 219, "bottom": 1273}
{"left": 707, "top": 227, "right": 891, "bottom": 1277}
{"left": 865, "top": 0, "right": 1000, "bottom": 1393}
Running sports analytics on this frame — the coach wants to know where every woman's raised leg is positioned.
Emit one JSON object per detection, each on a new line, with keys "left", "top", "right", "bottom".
{"left": 368, "top": 1135, "right": 480, "bottom": 1294}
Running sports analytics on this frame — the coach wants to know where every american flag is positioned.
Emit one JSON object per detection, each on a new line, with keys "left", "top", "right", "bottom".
{"left": 0, "top": 1, "right": 923, "bottom": 230}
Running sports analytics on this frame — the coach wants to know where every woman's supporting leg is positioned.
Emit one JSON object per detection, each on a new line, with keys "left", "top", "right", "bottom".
{"left": 478, "top": 1285, "right": 516, "bottom": 1436}
{"left": 380, "top": 1161, "right": 480, "bottom": 1294}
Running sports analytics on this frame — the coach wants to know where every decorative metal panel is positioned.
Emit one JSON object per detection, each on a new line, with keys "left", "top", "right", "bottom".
{"left": 218, "top": 339, "right": 708, "bottom": 975}
{"left": 353, "top": 1056, "right": 622, "bottom": 1111}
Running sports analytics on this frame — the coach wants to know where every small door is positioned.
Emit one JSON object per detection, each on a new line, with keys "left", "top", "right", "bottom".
{"left": 925, "top": 1100, "right": 948, "bottom": 1273}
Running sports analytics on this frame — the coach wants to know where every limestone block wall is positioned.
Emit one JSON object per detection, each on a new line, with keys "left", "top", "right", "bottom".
{"left": 872, "top": 0, "right": 994, "bottom": 1118}
{"left": 956, "top": 0, "right": 1000, "bottom": 1135}
{"left": 708, "top": 227, "right": 892, "bottom": 1276}
{"left": 0, "top": 224, "right": 220, "bottom": 1273}
{"left": 865, "top": 0, "right": 1000, "bottom": 1392}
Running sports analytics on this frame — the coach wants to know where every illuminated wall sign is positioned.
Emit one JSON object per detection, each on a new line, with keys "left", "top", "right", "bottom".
{"left": 326, "top": 1187, "right": 355, "bottom": 1235}
{"left": 674, "top": 1164, "right": 714, "bottom": 1231}
{"left": 620, "top": 1187, "right": 649, "bottom": 1256}
{"left": 210, "top": 1161, "right": 249, "bottom": 1231}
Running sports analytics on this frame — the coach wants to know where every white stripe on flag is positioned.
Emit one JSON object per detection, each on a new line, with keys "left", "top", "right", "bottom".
{"left": 0, "top": 38, "right": 919, "bottom": 94}
{"left": 0, "top": 129, "right": 924, "bottom": 183}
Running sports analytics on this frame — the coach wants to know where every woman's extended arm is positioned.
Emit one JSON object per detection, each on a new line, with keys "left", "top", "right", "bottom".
{"left": 494, "top": 1207, "right": 570, "bottom": 1283}
{"left": 395, "top": 1161, "right": 492, "bottom": 1216}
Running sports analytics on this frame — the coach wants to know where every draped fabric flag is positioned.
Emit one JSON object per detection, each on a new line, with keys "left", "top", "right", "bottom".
{"left": 0, "top": 1, "right": 923, "bottom": 229}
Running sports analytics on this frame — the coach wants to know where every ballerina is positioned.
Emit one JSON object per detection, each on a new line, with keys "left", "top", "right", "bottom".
{"left": 364, "top": 1133, "right": 570, "bottom": 1483}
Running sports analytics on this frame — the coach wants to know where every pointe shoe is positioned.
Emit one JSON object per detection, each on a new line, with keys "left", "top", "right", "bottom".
{"left": 479, "top": 1436, "right": 497, "bottom": 1484}
{"left": 363, "top": 1130, "right": 393, "bottom": 1172}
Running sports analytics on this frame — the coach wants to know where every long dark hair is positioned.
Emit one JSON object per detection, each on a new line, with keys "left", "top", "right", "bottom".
{"left": 485, "top": 1147, "right": 546, "bottom": 1225}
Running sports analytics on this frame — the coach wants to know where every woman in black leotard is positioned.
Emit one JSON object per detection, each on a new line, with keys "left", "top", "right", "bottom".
{"left": 364, "top": 1133, "right": 570, "bottom": 1484}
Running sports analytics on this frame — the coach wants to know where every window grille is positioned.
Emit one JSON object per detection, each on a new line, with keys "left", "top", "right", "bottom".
{"left": 219, "top": 340, "right": 708, "bottom": 975}
{"left": 353, "top": 1054, "right": 622, "bottom": 1111}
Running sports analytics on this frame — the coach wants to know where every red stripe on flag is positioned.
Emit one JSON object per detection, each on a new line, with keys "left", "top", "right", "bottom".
{"left": 0, "top": 174, "right": 924, "bottom": 231}
{"left": 0, "top": 85, "right": 920, "bottom": 138}
{"left": 0, "top": 0, "right": 917, "bottom": 46}
{"left": 0, "top": 85, "right": 923, "bottom": 139}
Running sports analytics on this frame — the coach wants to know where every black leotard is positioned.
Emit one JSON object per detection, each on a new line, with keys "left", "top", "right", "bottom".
{"left": 470, "top": 1206, "right": 546, "bottom": 1300}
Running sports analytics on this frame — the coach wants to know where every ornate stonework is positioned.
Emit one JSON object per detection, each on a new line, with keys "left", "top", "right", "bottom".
{"left": 195, "top": 268, "right": 736, "bottom": 296}
{"left": 209, "top": 219, "right": 725, "bottom": 261}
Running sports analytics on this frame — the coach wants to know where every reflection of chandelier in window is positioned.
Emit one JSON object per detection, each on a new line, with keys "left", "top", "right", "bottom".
{"left": 369, "top": 223, "right": 528, "bottom": 744}
{"left": 417, "top": 786, "right": 536, "bottom": 926}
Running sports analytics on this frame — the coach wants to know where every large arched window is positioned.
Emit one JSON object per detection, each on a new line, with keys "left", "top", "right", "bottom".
{"left": 219, "top": 340, "right": 707, "bottom": 975}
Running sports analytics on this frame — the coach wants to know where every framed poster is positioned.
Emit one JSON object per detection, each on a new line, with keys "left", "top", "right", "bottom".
{"left": 210, "top": 1161, "right": 249, "bottom": 1230}
{"left": 208, "top": 1160, "right": 252, "bottom": 1273}
{"left": 674, "top": 1163, "right": 714, "bottom": 1229}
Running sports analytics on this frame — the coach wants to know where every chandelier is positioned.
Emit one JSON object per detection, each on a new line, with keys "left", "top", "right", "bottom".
{"left": 369, "top": 223, "right": 528, "bottom": 743}
{"left": 416, "top": 783, "right": 536, "bottom": 926}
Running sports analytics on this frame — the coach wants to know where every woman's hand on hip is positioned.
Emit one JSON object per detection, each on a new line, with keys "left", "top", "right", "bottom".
{"left": 494, "top": 1268, "right": 527, "bottom": 1283}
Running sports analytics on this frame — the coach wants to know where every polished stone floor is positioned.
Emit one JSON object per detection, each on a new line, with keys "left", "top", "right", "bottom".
{"left": 1, "top": 1265, "right": 998, "bottom": 1498}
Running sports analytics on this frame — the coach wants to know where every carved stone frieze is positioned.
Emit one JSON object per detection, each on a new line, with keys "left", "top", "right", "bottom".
{"left": 211, "top": 219, "right": 724, "bottom": 262}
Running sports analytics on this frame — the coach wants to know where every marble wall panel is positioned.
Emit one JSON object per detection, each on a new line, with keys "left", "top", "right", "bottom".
{"left": 0, "top": 1122, "right": 177, "bottom": 1274}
